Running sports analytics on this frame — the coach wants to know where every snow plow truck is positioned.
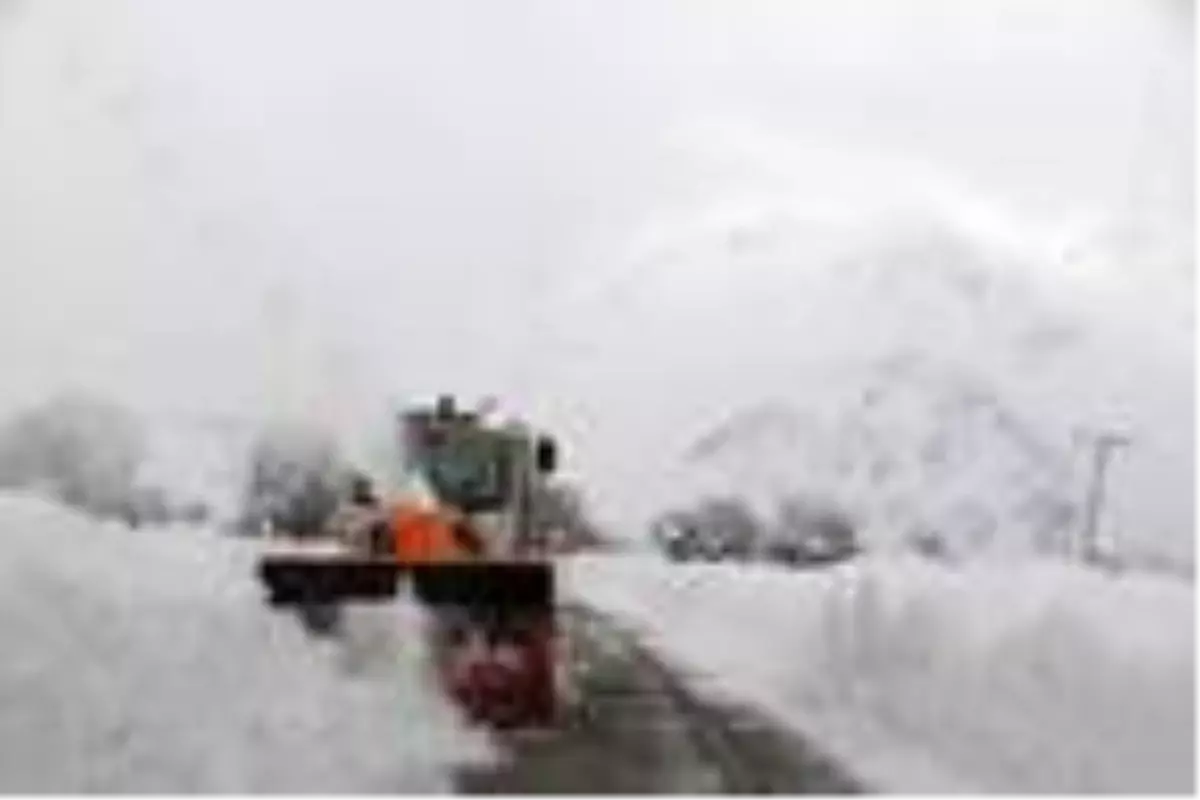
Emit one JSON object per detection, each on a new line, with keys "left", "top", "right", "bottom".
{"left": 256, "top": 395, "right": 560, "bottom": 728}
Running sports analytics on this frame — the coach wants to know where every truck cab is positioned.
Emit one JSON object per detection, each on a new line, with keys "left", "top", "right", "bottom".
{"left": 398, "top": 395, "right": 558, "bottom": 558}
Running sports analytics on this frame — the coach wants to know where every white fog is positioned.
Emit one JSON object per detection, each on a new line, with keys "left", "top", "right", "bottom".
{"left": 7, "top": 0, "right": 1187, "bottom": 553}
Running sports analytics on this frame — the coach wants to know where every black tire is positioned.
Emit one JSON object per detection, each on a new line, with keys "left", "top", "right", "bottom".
{"left": 299, "top": 602, "right": 342, "bottom": 636}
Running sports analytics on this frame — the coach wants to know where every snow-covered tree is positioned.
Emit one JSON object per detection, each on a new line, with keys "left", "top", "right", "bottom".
{"left": 0, "top": 392, "right": 147, "bottom": 520}
{"left": 531, "top": 479, "right": 607, "bottom": 552}
{"left": 766, "top": 494, "right": 858, "bottom": 565}
{"left": 237, "top": 424, "right": 344, "bottom": 537}
{"left": 651, "top": 496, "right": 765, "bottom": 561}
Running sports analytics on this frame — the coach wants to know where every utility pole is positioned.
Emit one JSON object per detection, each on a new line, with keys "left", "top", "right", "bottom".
{"left": 1077, "top": 430, "right": 1132, "bottom": 567}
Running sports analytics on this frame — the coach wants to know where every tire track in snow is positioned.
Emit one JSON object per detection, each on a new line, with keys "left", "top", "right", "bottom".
{"left": 454, "top": 603, "right": 865, "bottom": 794}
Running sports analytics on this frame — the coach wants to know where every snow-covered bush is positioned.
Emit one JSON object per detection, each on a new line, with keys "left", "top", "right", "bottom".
{"left": 764, "top": 493, "right": 859, "bottom": 565}
{"left": 652, "top": 492, "right": 859, "bottom": 568}
{"left": 651, "top": 495, "right": 765, "bottom": 561}
{"left": 236, "top": 425, "right": 343, "bottom": 537}
{"left": 531, "top": 478, "right": 607, "bottom": 552}
{"left": 0, "top": 393, "right": 147, "bottom": 521}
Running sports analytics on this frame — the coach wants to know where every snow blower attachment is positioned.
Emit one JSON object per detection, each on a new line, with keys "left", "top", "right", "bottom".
{"left": 255, "top": 395, "right": 561, "bottom": 727}
{"left": 259, "top": 554, "right": 401, "bottom": 606}
{"left": 258, "top": 557, "right": 554, "bottom": 610}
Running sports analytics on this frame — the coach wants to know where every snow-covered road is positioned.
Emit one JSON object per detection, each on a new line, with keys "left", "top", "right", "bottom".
{"left": 0, "top": 493, "right": 496, "bottom": 792}
{"left": 563, "top": 552, "right": 1195, "bottom": 794}
{"left": 458, "top": 602, "right": 863, "bottom": 794}
{"left": 0, "top": 493, "right": 866, "bottom": 794}
{"left": 1, "top": 492, "right": 1191, "bottom": 793}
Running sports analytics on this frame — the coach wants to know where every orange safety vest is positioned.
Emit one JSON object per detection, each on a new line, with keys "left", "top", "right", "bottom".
{"left": 389, "top": 505, "right": 473, "bottom": 563}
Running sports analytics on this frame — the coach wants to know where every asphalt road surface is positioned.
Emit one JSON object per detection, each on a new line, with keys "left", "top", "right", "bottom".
{"left": 451, "top": 606, "right": 864, "bottom": 794}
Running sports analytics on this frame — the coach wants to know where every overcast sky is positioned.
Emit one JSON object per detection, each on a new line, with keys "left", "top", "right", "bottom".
{"left": 0, "top": 0, "right": 1191, "bottom": 444}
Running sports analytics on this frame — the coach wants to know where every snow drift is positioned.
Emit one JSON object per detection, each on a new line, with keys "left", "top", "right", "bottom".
{"left": 0, "top": 493, "right": 494, "bottom": 792}
{"left": 563, "top": 553, "right": 1194, "bottom": 793}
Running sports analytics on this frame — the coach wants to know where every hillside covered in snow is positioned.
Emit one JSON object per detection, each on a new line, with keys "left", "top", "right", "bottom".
{"left": 538, "top": 129, "right": 1193, "bottom": 570}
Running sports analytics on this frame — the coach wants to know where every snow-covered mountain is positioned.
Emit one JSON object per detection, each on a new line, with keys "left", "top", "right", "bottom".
{"left": 541, "top": 134, "right": 1192, "bottom": 570}
{"left": 680, "top": 355, "right": 1080, "bottom": 560}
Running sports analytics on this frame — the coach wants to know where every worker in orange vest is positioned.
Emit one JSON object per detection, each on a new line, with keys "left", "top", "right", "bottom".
{"left": 388, "top": 503, "right": 485, "bottom": 563}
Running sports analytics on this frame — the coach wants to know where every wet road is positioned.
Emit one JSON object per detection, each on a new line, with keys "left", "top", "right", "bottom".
{"left": 452, "top": 606, "right": 864, "bottom": 794}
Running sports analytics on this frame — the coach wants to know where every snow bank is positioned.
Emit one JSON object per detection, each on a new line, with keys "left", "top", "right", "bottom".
{"left": 0, "top": 492, "right": 495, "bottom": 792}
{"left": 563, "top": 553, "right": 1194, "bottom": 793}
